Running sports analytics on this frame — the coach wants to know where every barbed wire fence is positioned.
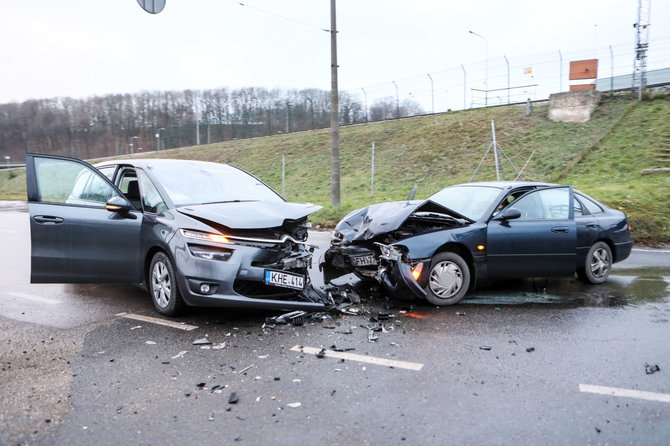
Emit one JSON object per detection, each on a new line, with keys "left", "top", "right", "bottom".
{"left": 345, "top": 37, "right": 670, "bottom": 119}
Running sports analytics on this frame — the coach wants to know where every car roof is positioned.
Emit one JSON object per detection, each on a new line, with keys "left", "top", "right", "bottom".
{"left": 94, "top": 158, "right": 223, "bottom": 169}
{"left": 453, "top": 180, "right": 557, "bottom": 189}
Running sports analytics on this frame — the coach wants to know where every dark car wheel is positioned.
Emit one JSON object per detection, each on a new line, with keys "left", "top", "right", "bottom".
{"left": 579, "top": 241, "right": 612, "bottom": 284}
{"left": 149, "top": 252, "right": 185, "bottom": 316}
{"left": 424, "top": 252, "right": 471, "bottom": 306}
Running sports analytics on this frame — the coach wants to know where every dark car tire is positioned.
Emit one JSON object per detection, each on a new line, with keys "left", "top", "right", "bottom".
{"left": 149, "top": 252, "right": 185, "bottom": 316}
{"left": 578, "top": 241, "right": 612, "bottom": 284}
{"left": 424, "top": 252, "right": 470, "bottom": 306}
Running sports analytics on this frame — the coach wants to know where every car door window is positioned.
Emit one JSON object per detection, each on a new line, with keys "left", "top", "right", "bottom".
{"left": 34, "top": 157, "right": 120, "bottom": 207}
{"left": 137, "top": 169, "right": 167, "bottom": 214}
{"left": 512, "top": 188, "right": 570, "bottom": 220}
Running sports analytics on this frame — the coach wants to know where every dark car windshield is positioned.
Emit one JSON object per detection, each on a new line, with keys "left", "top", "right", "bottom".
{"left": 428, "top": 185, "right": 502, "bottom": 220}
{"left": 146, "top": 161, "right": 284, "bottom": 206}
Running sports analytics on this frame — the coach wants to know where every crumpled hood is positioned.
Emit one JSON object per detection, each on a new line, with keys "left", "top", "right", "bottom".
{"left": 335, "top": 200, "right": 424, "bottom": 242}
{"left": 178, "top": 201, "right": 322, "bottom": 229}
{"left": 335, "top": 199, "right": 470, "bottom": 242}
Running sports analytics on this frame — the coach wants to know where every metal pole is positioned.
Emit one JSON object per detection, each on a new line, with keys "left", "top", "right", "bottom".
{"left": 361, "top": 88, "right": 368, "bottom": 123}
{"left": 371, "top": 141, "right": 375, "bottom": 198}
{"left": 392, "top": 81, "right": 400, "bottom": 118}
{"left": 559, "top": 50, "right": 563, "bottom": 92}
{"left": 461, "top": 65, "right": 466, "bottom": 110}
{"left": 609, "top": 45, "right": 614, "bottom": 95}
{"left": 196, "top": 109, "right": 200, "bottom": 145}
{"left": 504, "top": 55, "right": 510, "bottom": 104}
{"left": 491, "top": 120, "right": 500, "bottom": 181}
{"left": 469, "top": 30, "right": 488, "bottom": 106}
{"left": 330, "top": 0, "right": 340, "bottom": 207}
{"left": 282, "top": 155, "right": 285, "bottom": 196}
{"left": 427, "top": 73, "right": 434, "bottom": 114}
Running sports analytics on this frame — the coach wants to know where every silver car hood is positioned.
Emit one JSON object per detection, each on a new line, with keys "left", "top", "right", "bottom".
{"left": 177, "top": 201, "right": 322, "bottom": 229}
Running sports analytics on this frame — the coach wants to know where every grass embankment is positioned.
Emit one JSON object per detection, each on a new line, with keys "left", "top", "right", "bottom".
{"left": 1, "top": 93, "right": 668, "bottom": 244}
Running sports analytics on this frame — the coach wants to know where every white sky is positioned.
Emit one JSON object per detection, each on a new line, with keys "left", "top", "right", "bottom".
{"left": 1, "top": 0, "right": 669, "bottom": 105}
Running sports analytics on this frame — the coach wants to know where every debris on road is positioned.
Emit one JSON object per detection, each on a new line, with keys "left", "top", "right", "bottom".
{"left": 237, "top": 364, "right": 254, "bottom": 374}
{"left": 145, "top": 341, "right": 156, "bottom": 345}
{"left": 526, "top": 347, "right": 535, "bottom": 353}
{"left": 330, "top": 345, "right": 355, "bottom": 352}
{"left": 645, "top": 363, "right": 661, "bottom": 374}
{"left": 228, "top": 392, "right": 239, "bottom": 404}
{"left": 193, "top": 337, "right": 212, "bottom": 346}
{"left": 287, "top": 402, "right": 301, "bottom": 408}
{"left": 171, "top": 351, "right": 188, "bottom": 359}
{"left": 479, "top": 346, "right": 492, "bottom": 351}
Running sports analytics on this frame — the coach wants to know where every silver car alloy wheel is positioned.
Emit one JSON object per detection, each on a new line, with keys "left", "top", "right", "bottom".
{"left": 152, "top": 261, "right": 171, "bottom": 308}
{"left": 429, "top": 260, "right": 464, "bottom": 298}
{"left": 590, "top": 246, "right": 610, "bottom": 279}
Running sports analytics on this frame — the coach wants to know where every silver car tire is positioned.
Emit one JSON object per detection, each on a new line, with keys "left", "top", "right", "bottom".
{"left": 580, "top": 241, "right": 612, "bottom": 284}
{"left": 424, "top": 252, "right": 470, "bottom": 306}
{"left": 149, "top": 252, "right": 185, "bottom": 316}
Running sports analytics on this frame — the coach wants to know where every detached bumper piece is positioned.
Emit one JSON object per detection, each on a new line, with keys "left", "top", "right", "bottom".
{"left": 375, "top": 243, "right": 427, "bottom": 300}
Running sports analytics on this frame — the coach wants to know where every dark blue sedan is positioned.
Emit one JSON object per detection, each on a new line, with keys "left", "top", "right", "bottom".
{"left": 322, "top": 182, "right": 633, "bottom": 305}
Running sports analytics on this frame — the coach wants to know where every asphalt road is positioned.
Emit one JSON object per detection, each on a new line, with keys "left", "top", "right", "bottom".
{"left": 1, "top": 207, "right": 669, "bottom": 445}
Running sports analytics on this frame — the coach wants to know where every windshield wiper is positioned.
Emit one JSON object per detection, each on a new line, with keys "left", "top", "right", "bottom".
{"left": 200, "top": 200, "right": 258, "bottom": 205}
{"left": 411, "top": 212, "right": 468, "bottom": 225}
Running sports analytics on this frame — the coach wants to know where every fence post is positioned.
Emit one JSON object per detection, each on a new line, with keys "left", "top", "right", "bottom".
{"left": 371, "top": 141, "right": 375, "bottom": 198}
{"left": 461, "top": 65, "right": 467, "bottom": 110}
{"left": 282, "top": 155, "right": 285, "bottom": 196}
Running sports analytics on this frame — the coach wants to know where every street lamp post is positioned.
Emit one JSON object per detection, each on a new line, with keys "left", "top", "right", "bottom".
{"left": 469, "top": 30, "right": 488, "bottom": 107}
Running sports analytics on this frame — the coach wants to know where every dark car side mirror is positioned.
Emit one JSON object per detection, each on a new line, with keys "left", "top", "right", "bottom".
{"left": 497, "top": 207, "right": 521, "bottom": 221}
{"left": 105, "top": 196, "right": 136, "bottom": 218}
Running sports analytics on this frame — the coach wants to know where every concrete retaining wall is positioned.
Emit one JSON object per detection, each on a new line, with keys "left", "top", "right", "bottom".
{"left": 547, "top": 90, "right": 601, "bottom": 123}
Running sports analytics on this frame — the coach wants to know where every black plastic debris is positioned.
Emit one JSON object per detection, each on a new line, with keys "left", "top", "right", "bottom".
{"left": 479, "top": 346, "right": 492, "bottom": 351}
{"left": 330, "top": 345, "right": 355, "bottom": 352}
{"left": 193, "top": 338, "right": 212, "bottom": 346}
{"left": 211, "top": 385, "right": 224, "bottom": 393}
{"left": 335, "top": 329, "right": 353, "bottom": 335}
{"left": 196, "top": 382, "right": 207, "bottom": 389}
{"left": 316, "top": 347, "right": 327, "bottom": 359}
{"left": 645, "top": 363, "right": 661, "bottom": 375}
{"left": 526, "top": 347, "right": 535, "bottom": 353}
{"left": 228, "top": 392, "right": 239, "bottom": 404}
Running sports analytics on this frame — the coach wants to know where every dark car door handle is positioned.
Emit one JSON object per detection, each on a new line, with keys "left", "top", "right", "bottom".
{"left": 551, "top": 226, "right": 569, "bottom": 233}
{"left": 586, "top": 223, "right": 598, "bottom": 228}
{"left": 34, "top": 215, "right": 64, "bottom": 225}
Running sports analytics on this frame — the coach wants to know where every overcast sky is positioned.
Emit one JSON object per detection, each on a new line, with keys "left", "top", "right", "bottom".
{"left": 1, "top": 0, "right": 669, "bottom": 105}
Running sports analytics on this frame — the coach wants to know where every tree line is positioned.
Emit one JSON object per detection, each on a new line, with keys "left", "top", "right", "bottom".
{"left": 0, "top": 87, "right": 423, "bottom": 161}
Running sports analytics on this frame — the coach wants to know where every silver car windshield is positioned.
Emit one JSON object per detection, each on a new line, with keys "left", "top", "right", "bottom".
{"left": 428, "top": 185, "right": 502, "bottom": 220}
{"left": 147, "top": 161, "right": 284, "bottom": 206}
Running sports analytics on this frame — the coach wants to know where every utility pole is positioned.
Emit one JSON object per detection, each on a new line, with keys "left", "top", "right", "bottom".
{"left": 632, "top": 0, "right": 650, "bottom": 101}
{"left": 330, "top": 0, "right": 340, "bottom": 207}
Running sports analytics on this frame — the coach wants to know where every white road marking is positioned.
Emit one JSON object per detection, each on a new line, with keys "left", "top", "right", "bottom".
{"left": 116, "top": 312, "right": 198, "bottom": 331}
{"left": 291, "top": 345, "right": 424, "bottom": 371}
{"left": 5, "top": 291, "right": 61, "bottom": 305}
{"left": 579, "top": 384, "right": 670, "bottom": 403}
{"left": 632, "top": 248, "right": 670, "bottom": 254}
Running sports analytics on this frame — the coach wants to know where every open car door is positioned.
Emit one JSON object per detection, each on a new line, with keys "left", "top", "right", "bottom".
{"left": 26, "top": 154, "right": 143, "bottom": 283}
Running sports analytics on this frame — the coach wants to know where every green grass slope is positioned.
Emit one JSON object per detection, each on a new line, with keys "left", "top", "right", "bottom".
{"left": 2, "top": 93, "right": 668, "bottom": 243}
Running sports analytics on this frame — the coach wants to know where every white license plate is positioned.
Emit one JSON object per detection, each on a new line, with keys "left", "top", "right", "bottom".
{"left": 351, "top": 255, "right": 378, "bottom": 267}
{"left": 264, "top": 270, "right": 305, "bottom": 290}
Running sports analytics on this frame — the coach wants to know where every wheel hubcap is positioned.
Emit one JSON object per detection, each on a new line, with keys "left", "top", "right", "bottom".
{"left": 590, "top": 248, "right": 610, "bottom": 278}
{"left": 429, "top": 261, "right": 463, "bottom": 298}
{"left": 152, "top": 261, "right": 171, "bottom": 308}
